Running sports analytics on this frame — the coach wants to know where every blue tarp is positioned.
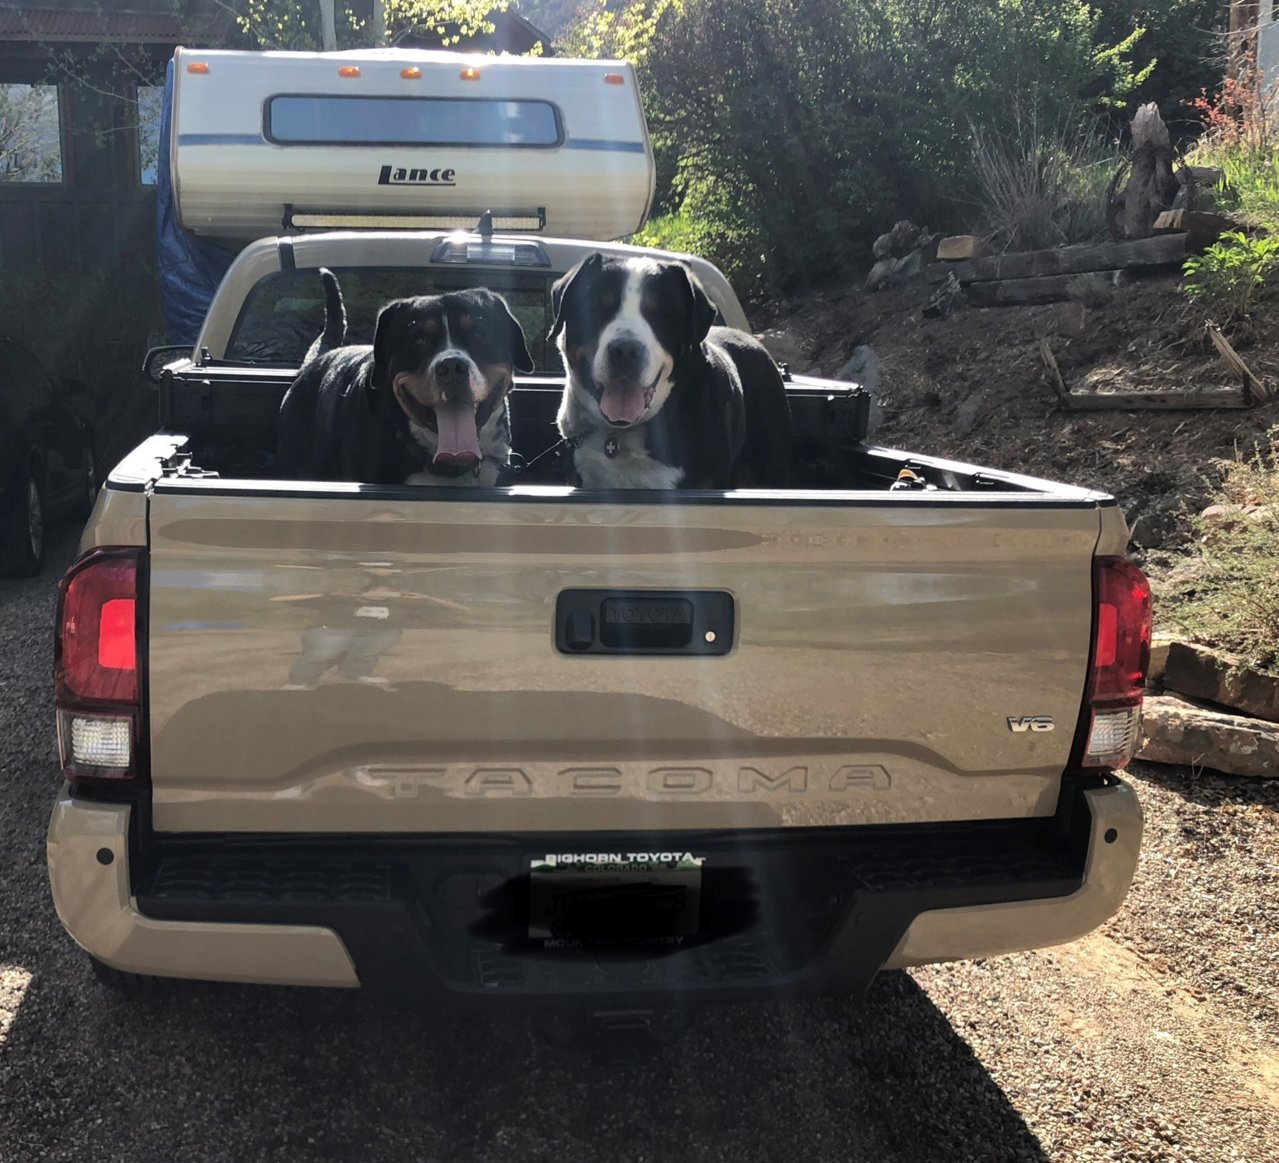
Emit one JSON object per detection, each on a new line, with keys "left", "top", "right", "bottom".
{"left": 156, "top": 59, "right": 236, "bottom": 347}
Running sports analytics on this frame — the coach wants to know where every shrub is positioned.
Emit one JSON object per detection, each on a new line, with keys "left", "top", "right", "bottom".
{"left": 1181, "top": 230, "right": 1279, "bottom": 326}
{"left": 1160, "top": 438, "right": 1279, "bottom": 676}
{"left": 970, "top": 108, "right": 1119, "bottom": 251}
{"left": 566, "top": 0, "right": 1157, "bottom": 297}
{"left": 1186, "top": 73, "right": 1279, "bottom": 231}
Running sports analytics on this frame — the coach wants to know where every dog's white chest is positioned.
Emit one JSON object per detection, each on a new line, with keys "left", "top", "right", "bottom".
{"left": 573, "top": 426, "right": 684, "bottom": 489}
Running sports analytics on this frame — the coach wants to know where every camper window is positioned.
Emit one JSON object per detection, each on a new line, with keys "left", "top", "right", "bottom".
{"left": 265, "top": 96, "right": 562, "bottom": 148}
{"left": 226, "top": 267, "right": 565, "bottom": 373}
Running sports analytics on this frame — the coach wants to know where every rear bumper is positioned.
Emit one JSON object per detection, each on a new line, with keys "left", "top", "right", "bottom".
{"left": 47, "top": 778, "right": 1141, "bottom": 1000}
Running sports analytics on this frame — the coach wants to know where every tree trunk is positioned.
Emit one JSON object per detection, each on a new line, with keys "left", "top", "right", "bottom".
{"left": 1119, "top": 104, "right": 1179, "bottom": 240}
{"left": 318, "top": 0, "right": 337, "bottom": 51}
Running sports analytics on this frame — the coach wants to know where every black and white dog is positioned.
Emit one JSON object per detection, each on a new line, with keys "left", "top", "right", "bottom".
{"left": 277, "top": 271, "right": 534, "bottom": 486}
{"left": 550, "top": 254, "right": 791, "bottom": 489}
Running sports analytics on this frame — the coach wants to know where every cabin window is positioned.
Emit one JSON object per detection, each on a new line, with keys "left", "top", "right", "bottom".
{"left": 0, "top": 84, "right": 63, "bottom": 183}
{"left": 137, "top": 85, "right": 163, "bottom": 185}
{"left": 265, "top": 95, "right": 562, "bottom": 147}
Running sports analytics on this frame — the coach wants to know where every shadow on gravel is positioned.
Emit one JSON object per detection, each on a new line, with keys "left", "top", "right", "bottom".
{"left": 0, "top": 962, "right": 1048, "bottom": 1162}
{"left": 1127, "top": 759, "right": 1279, "bottom": 810}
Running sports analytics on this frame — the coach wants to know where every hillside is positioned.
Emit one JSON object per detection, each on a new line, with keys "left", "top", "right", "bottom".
{"left": 759, "top": 270, "right": 1279, "bottom": 554}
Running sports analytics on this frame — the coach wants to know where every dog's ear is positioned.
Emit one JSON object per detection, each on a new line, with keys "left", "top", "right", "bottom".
{"left": 548, "top": 252, "right": 604, "bottom": 343}
{"left": 677, "top": 261, "right": 717, "bottom": 351}
{"left": 490, "top": 292, "right": 535, "bottom": 373}
{"left": 372, "top": 300, "right": 413, "bottom": 389}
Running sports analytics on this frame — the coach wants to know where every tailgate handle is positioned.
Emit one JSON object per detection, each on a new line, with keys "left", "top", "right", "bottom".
{"left": 555, "top": 590, "right": 734, "bottom": 656}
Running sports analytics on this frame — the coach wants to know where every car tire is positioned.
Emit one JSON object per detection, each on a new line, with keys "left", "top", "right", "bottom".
{"left": 0, "top": 455, "right": 45, "bottom": 578}
{"left": 88, "top": 955, "right": 177, "bottom": 997}
{"left": 69, "top": 445, "right": 98, "bottom": 521}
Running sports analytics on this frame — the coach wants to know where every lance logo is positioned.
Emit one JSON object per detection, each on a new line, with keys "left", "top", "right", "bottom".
{"left": 377, "top": 164, "right": 457, "bottom": 186}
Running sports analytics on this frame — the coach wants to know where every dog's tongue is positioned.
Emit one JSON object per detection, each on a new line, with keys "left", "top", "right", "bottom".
{"left": 599, "top": 382, "right": 648, "bottom": 426}
{"left": 433, "top": 402, "right": 481, "bottom": 467}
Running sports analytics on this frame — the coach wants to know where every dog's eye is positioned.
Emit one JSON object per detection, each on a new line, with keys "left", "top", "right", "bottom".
{"left": 599, "top": 292, "right": 617, "bottom": 311}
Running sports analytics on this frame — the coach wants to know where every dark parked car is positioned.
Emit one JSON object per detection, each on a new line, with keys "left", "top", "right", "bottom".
{"left": 0, "top": 337, "right": 97, "bottom": 577}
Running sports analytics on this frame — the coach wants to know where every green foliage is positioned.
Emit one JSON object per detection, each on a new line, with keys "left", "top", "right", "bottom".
{"left": 235, "top": 0, "right": 517, "bottom": 51}
{"left": 970, "top": 107, "right": 1119, "bottom": 251}
{"left": 1161, "top": 439, "right": 1279, "bottom": 677}
{"left": 1218, "top": 151, "right": 1279, "bottom": 233}
{"left": 1187, "top": 77, "right": 1279, "bottom": 234}
{"left": 1182, "top": 231, "right": 1279, "bottom": 326}
{"left": 568, "top": 0, "right": 1163, "bottom": 298}
{"left": 1091, "top": 0, "right": 1224, "bottom": 133}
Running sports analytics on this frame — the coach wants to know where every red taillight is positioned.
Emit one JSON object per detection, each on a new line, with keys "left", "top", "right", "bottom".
{"left": 1072, "top": 556, "right": 1152, "bottom": 770}
{"left": 55, "top": 549, "right": 144, "bottom": 784}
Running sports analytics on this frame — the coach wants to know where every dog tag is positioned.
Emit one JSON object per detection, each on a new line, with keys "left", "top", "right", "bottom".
{"left": 604, "top": 436, "right": 619, "bottom": 459}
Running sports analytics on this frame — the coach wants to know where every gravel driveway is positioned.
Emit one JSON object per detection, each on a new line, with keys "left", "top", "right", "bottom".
{"left": 2, "top": 530, "right": 1276, "bottom": 1162}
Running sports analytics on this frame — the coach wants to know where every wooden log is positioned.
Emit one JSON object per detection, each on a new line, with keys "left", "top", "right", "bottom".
{"left": 1153, "top": 209, "right": 1241, "bottom": 248}
{"left": 967, "top": 271, "right": 1123, "bottom": 307}
{"left": 1063, "top": 387, "right": 1249, "bottom": 411}
{"left": 936, "top": 234, "right": 991, "bottom": 261}
{"left": 1207, "top": 323, "right": 1271, "bottom": 401}
{"left": 1038, "top": 338, "right": 1069, "bottom": 404}
{"left": 927, "top": 233, "right": 1187, "bottom": 284}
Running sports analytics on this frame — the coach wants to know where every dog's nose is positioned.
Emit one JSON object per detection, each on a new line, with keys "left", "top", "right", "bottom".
{"left": 605, "top": 338, "right": 645, "bottom": 378}
{"left": 433, "top": 356, "right": 471, "bottom": 400}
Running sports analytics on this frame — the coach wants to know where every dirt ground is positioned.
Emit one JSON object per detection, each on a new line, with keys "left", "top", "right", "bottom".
{"left": 763, "top": 271, "right": 1279, "bottom": 547}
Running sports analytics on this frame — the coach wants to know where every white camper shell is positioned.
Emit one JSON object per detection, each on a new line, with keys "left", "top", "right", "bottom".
{"left": 171, "top": 47, "right": 655, "bottom": 244}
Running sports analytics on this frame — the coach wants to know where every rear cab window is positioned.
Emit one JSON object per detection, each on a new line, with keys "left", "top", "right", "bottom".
{"left": 225, "top": 267, "right": 564, "bottom": 373}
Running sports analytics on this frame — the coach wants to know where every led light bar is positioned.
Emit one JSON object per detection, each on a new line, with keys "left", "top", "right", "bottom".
{"left": 286, "top": 210, "right": 546, "bottom": 232}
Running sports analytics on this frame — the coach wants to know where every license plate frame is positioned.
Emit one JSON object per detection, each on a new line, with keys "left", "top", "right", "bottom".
{"left": 528, "top": 851, "right": 704, "bottom": 947}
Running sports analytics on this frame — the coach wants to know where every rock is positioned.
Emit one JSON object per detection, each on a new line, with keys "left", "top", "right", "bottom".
{"left": 1129, "top": 507, "right": 1177, "bottom": 549}
{"left": 1146, "top": 634, "right": 1175, "bottom": 688}
{"left": 1137, "top": 694, "right": 1279, "bottom": 777}
{"left": 888, "top": 250, "right": 923, "bottom": 285}
{"left": 936, "top": 234, "right": 991, "bottom": 262}
{"left": 864, "top": 257, "right": 897, "bottom": 292}
{"left": 1162, "top": 641, "right": 1279, "bottom": 723}
{"left": 756, "top": 328, "right": 806, "bottom": 368}
{"left": 954, "top": 393, "right": 984, "bottom": 437}
{"left": 873, "top": 219, "right": 929, "bottom": 257}
{"left": 1199, "top": 502, "right": 1246, "bottom": 528}
{"left": 836, "top": 344, "right": 880, "bottom": 394}
{"left": 1056, "top": 301, "right": 1088, "bottom": 338}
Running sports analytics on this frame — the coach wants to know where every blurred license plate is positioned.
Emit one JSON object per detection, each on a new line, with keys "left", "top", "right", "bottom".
{"left": 529, "top": 852, "right": 704, "bottom": 945}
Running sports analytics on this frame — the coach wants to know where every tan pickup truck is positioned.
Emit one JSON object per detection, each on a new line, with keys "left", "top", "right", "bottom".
{"left": 47, "top": 49, "right": 1150, "bottom": 1023}
{"left": 47, "top": 227, "right": 1150, "bottom": 1009}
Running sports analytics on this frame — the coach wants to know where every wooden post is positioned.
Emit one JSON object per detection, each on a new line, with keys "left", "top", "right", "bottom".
{"left": 372, "top": 0, "right": 386, "bottom": 45}
{"left": 1229, "top": 1, "right": 1261, "bottom": 82}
